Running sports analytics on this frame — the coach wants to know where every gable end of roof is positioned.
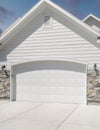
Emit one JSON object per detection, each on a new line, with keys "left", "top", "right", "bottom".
{"left": 0, "top": 0, "right": 100, "bottom": 47}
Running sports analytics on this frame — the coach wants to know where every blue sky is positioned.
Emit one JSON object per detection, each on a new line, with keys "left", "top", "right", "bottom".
{"left": 0, "top": 0, "right": 100, "bottom": 31}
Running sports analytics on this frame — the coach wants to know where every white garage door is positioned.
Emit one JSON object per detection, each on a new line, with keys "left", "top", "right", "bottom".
{"left": 13, "top": 60, "right": 87, "bottom": 104}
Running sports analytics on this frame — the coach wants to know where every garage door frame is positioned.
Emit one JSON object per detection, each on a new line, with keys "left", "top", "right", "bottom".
{"left": 10, "top": 58, "right": 87, "bottom": 104}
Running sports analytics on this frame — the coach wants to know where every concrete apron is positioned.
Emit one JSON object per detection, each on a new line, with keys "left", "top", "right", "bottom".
{"left": 0, "top": 102, "right": 77, "bottom": 130}
{"left": 0, "top": 102, "right": 100, "bottom": 130}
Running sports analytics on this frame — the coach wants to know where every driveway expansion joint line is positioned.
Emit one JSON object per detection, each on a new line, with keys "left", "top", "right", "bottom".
{"left": 0, "top": 103, "right": 43, "bottom": 127}
{"left": 55, "top": 104, "right": 80, "bottom": 130}
{"left": 0, "top": 101, "right": 9, "bottom": 105}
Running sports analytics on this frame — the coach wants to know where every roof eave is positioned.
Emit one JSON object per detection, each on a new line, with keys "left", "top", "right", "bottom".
{"left": 0, "top": 0, "right": 100, "bottom": 46}
{"left": 0, "top": 0, "right": 46, "bottom": 45}
{"left": 45, "top": 0, "right": 100, "bottom": 43}
{"left": 83, "top": 14, "right": 100, "bottom": 22}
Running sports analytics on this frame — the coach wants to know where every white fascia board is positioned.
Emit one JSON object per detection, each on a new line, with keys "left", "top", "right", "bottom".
{"left": 0, "top": 0, "right": 45, "bottom": 45}
{"left": 83, "top": 14, "right": 100, "bottom": 22}
{"left": 45, "top": 0, "right": 100, "bottom": 38}
{"left": 1, "top": 18, "right": 21, "bottom": 36}
{"left": 83, "top": 14, "right": 93, "bottom": 22}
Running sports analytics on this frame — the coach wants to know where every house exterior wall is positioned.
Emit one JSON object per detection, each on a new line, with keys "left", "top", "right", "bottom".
{"left": 84, "top": 17, "right": 100, "bottom": 33}
{"left": 85, "top": 18, "right": 100, "bottom": 29}
{"left": 0, "top": 14, "right": 100, "bottom": 69}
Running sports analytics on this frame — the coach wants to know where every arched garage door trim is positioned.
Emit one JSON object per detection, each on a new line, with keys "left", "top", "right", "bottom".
{"left": 10, "top": 59, "right": 87, "bottom": 104}
{"left": 11, "top": 58, "right": 87, "bottom": 67}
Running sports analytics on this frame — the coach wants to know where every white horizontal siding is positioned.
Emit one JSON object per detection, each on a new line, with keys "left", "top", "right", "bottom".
{"left": 0, "top": 16, "right": 100, "bottom": 69}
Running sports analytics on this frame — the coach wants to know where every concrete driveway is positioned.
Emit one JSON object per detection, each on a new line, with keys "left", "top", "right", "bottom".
{"left": 0, "top": 102, "right": 100, "bottom": 130}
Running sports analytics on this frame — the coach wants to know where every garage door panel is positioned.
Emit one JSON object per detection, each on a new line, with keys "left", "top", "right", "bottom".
{"left": 16, "top": 70, "right": 85, "bottom": 78}
{"left": 14, "top": 61, "right": 86, "bottom": 104}
{"left": 16, "top": 77, "right": 33, "bottom": 85}
{"left": 31, "top": 95, "right": 86, "bottom": 103}
{"left": 17, "top": 86, "right": 32, "bottom": 94}
{"left": 17, "top": 94, "right": 32, "bottom": 101}
{"left": 17, "top": 77, "right": 86, "bottom": 88}
{"left": 30, "top": 87, "right": 85, "bottom": 96}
